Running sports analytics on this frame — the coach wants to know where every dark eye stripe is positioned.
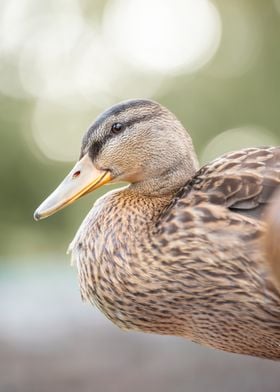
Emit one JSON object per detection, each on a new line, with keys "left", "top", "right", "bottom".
{"left": 88, "top": 140, "right": 104, "bottom": 159}
{"left": 87, "top": 112, "right": 160, "bottom": 160}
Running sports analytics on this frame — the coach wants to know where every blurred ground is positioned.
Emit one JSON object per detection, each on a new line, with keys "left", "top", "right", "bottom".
{"left": 1, "top": 261, "right": 280, "bottom": 392}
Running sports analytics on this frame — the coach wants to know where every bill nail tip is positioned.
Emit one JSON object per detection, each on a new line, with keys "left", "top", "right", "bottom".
{"left": 33, "top": 210, "right": 41, "bottom": 221}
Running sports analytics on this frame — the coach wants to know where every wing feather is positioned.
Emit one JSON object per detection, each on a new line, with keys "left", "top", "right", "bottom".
{"left": 186, "top": 147, "right": 280, "bottom": 219}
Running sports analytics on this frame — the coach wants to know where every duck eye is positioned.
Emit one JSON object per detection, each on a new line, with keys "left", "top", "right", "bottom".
{"left": 111, "top": 123, "right": 123, "bottom": 134}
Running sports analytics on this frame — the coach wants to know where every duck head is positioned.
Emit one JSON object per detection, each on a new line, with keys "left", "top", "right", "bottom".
{"left": 34, "top": 99, "right": 198, "bottom": 220}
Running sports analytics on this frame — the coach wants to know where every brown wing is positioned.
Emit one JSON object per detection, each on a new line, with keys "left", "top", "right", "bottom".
{"left": 186, "top": 147, "right": 280, "bottom": 219}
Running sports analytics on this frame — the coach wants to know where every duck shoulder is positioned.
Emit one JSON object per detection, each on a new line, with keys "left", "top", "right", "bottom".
{"left": 183, "top": 146, "right": 280, "bottom": 219}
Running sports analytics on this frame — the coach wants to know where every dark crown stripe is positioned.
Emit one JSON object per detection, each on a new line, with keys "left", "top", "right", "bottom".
{"left": 88, "top": 99, "right": 157, "bottom": 137}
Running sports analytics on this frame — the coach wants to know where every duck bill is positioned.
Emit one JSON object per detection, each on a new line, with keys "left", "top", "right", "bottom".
{"left": 34, "top": 154, "right": 112, "bottom": 221}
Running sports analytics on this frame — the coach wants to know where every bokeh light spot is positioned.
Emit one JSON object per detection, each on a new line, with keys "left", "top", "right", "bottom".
{"left": 201, "top": 126, "right": 279, "bottom": 164}
{"left": 207, "top": 2, "right": 263, "bottom": 78}
{"left": 32, "top": 99, "right": 98, "bottom": 162}
{"left": 103, "top": 0, "right": 222, "bottom": 74}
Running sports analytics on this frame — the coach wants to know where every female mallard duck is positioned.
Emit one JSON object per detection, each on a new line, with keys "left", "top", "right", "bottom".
{"left": 34, "top": 99, "right": 280, "bottom": 360}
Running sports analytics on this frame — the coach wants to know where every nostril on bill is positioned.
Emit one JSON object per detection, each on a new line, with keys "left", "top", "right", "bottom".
{"left": 72, "top": 170, "right": 81, "bottom": 179}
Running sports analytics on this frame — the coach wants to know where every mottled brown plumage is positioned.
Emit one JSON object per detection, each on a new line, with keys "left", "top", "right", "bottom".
{"left": 265, "top": 187, "right": 280, "bottom": 292}
{"left": 35, "top": 99, "right": 280, "bottom": 360}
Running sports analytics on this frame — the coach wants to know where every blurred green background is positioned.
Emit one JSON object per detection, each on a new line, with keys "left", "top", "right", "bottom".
{"left": 1, "top": 1, "right": 280, "bottom": 391}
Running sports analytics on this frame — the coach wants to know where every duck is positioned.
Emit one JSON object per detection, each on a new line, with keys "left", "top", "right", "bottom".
{"left": 34, "top": 99, "right": 280, "bottom": 360}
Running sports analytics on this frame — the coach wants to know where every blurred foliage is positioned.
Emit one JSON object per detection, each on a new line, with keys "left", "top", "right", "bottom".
{"left": 1, "top": 0, "right": 280, "bottom": 258}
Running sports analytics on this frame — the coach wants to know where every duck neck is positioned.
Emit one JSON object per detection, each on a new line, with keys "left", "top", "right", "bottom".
{"left": 121, "top": 188, "right": 174, "bottom": 224}
{"left": 129, "top": 157, "right": 199, "bottom": 198}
